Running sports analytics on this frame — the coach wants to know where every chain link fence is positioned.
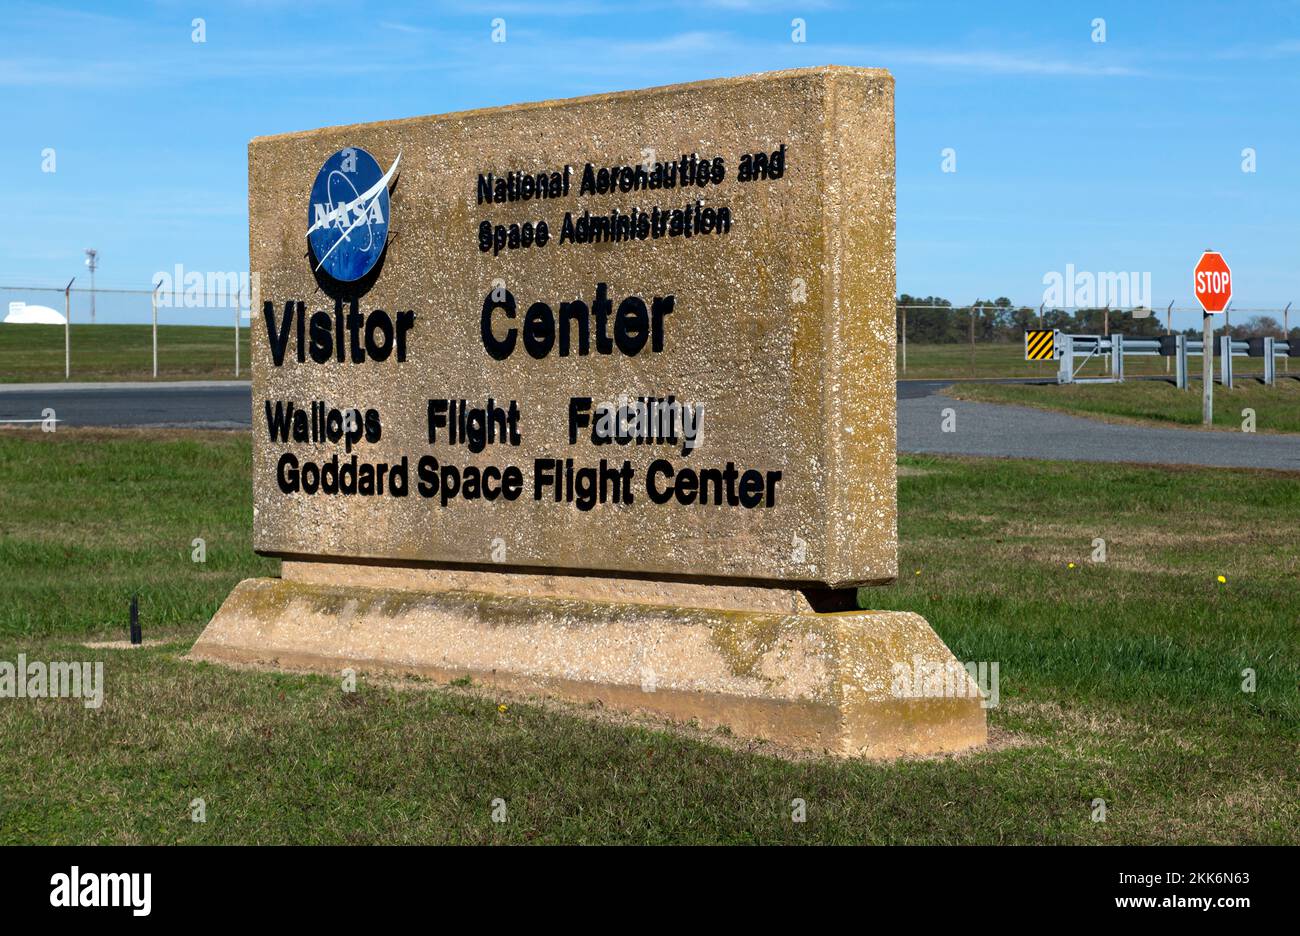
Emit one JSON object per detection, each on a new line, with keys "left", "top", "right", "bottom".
{"left": 0, "top": 285, "right": 250, "bottom": 383}
{"left": 2, "top": 285, "right": 1294, "bottom": 383}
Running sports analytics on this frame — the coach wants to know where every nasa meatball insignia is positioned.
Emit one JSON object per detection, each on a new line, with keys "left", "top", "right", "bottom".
{"left": 307, "top": 146, "right": 400, "bottom": 283}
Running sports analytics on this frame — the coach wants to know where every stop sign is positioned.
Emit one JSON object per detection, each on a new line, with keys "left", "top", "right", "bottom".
{"left": 1194, "top": 250, "right": 1232, "bottom": 313}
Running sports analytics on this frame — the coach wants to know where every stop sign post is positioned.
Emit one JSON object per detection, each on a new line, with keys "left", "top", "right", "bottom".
{"left": 1194, "top": 250, "right": 1232, "bottom": 426}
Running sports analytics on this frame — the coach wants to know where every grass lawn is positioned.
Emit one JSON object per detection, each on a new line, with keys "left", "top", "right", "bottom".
{"left": 0, "top": 429, "right": 1295, "bottom": 844}
{"left": 947, "top": 377, "right": 1300, "bottom": 434}
{"left": 0, "top": 324, "right": 249, "bottom": 383}
{"left": 899, "top": 342, "right": 1059, "bottom": 379}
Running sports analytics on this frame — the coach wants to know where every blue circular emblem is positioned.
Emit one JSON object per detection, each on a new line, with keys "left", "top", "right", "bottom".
{"left": 307, "top": 146, "right": 396, "bottom": 282}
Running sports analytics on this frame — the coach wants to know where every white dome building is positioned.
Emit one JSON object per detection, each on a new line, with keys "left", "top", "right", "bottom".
{"left": 4, "top": 301, "right": 66, "bottom": 324}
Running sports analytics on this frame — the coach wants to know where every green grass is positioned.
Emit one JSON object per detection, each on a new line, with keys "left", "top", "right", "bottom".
{"left": 899, "top": 342, "right": 1059, "bottom": 379}
{"left": 0, "top": 324, "right": 249, "bottom": 382}
{"left": 948, "top": 377, "right": 1300, "bottom": 433}
{"left": 0, "top": 429, "right": 1296, "bottom": 844}
{"left": 0, "top": 429, "right": 276, "bottom": 636}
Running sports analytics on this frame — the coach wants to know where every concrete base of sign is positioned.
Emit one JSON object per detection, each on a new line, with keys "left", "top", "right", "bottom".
{"left": 191, "top": 566, "right": 986, "bottom": 758}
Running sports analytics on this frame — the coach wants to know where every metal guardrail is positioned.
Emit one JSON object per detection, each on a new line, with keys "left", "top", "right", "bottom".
{"left": 1053, "top": 332, "right": 1297, "bottom": 387}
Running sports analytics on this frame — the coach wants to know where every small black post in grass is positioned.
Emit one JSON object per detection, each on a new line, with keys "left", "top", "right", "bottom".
{"left": 129, "top": 595, "right": 142, "bottom": 645}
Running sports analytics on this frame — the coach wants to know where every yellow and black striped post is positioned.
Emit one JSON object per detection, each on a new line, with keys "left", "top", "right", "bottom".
{"left": 1025, "top": 329, "right": 1055, "bottom": 361}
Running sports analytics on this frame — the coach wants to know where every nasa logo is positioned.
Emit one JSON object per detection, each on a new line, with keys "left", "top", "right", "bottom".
{"left": 307, "top": 146, "right": 400, "bottom": 283}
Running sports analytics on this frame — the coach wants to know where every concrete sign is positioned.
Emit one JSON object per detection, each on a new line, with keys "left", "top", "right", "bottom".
{"left": 195, "top": 68, "right": 986, "bottom": 758}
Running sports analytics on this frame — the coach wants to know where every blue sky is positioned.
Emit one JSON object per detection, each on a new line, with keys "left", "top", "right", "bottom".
{"left": 1, "top": 0, "right": 1297, "bottom": 329}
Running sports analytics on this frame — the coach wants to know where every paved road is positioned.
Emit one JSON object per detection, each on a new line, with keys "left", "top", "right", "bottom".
{"left": 898, "top": 380, "right": 1300, "bottom": 470}
{"left": 3, "top": 379, "right": 1297, "bottom": 470}
{"left": 0, "top": 381, "right": 251, "bottom": 430}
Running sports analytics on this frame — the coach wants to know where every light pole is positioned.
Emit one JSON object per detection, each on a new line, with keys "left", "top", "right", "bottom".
{"left": 84, "top": 249, "right": 98, "bottom": 324}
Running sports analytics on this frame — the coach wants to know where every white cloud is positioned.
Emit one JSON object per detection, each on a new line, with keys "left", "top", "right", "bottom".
{"left": 861, "top": 47, "right": 1145, "bottom": 77}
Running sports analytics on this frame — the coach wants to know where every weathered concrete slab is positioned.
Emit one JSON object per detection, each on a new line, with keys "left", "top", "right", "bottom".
{"left": 191, "top": 576, "right": 987, "bottom": 758}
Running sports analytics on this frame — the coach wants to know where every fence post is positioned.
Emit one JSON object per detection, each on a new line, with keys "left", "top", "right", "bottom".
{"left": 1285, "top": 302, "right": 1291, "bottom": 374}
{"left": 151, "top": 281, "right": 160, "bottom": 378}
{"left": 1106, "top": 309, "right": 1113, "bottom": 374}
{"left": 63, "top": 277, "right": 75, "bottom": 380}
{"left": 1165, "top": 301, "right": 1173, "bottom": 374}
{"left": 235, "top": 288, "right": 242, "bottom": 377}
{"left": 1176, "top": 334, "right": 1187, "bottom": 390}
{"left": 1112, "top": 333, "right": 1124, "bottom": 381}
{"left": 1264, "top": 337, "right": 1275, "bottom": 386}
{"left": 1220, "top": 335, "right": 1233, "bottom": 389}
{"left": 899, "top": 305, "right": 906, "bottom": 377}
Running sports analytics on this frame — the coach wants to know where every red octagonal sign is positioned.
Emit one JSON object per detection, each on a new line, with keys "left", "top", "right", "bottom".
{"left": 1194, "top": 250, "right": 1232, "bottom": 313}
